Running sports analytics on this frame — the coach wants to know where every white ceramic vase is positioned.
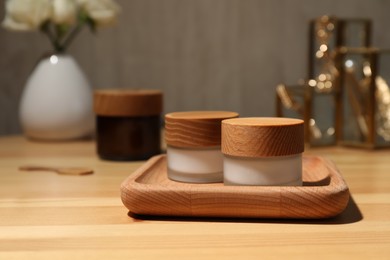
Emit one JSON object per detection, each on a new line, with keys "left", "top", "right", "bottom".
{"left": 20, "top": 54, "right": 94, "bottom": 140}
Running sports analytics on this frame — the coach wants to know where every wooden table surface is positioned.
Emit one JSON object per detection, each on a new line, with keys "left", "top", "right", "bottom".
{"left": 0, "top": 136, "right": 389, "bottom": 259}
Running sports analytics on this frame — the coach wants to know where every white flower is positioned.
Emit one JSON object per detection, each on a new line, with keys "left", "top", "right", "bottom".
{"left": 2, "top": 0, "right": 121, "bottom": 52}
{"left": 2, "top": 0, "right": 51, "bottom": 31}
{"left": 52, "top": 0, "right": 78, "bottom": 25}
{"left": 77, "top": 0, "right": 120, "bottom": 26}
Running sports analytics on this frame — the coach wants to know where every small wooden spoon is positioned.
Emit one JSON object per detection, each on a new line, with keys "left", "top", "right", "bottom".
{"left": 19, "top": 166, "right": 93, "bottom": 176}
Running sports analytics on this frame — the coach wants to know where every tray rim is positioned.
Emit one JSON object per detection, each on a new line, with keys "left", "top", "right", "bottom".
{"left": 121, "top": 155, "right": 350, "bottom": 219}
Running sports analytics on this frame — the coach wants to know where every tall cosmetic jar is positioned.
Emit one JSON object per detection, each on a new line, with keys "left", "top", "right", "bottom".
{"left": 94, "top": 89, "right": 163, "bottom": 161}
{"left": 165, "top": 111, "right": 239, "bottom": 183}
{"left": 222, "top": 117, "right": 304, "bottom": 186}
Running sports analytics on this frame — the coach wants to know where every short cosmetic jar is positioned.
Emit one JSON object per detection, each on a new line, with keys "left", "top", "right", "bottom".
{"left": 94, "top": 89, "right": 162, "bottom": 161}
{"left": 222, "top": 117, "right": 304, "bottom": 186}
{"left": 165, "top": 111, "right": 239, "bottom": 183}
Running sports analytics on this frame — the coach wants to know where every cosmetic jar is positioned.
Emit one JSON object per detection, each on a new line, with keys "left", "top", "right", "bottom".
{"left": 94, "top": 89, "right": 162, "bottom": 161}
{"left": 165, "top": 111, "right": 239, "bottom": 183}
{"left": 222, "top": 117, "right": 304, "bottom": 186}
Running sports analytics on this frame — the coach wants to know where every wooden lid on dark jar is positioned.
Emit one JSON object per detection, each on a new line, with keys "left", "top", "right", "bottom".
{"left": 94, "top": 89, "right": 163, "bottom": 117}
{"left": 222, "top": 117, "right": 304, "bottom": 158}
{"left": 165, "top": 111, "right": 239, "bottom": 148}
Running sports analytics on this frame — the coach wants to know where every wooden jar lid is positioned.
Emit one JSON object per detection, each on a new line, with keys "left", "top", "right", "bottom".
{"left": 165, "top": 111, "right": 239, "bottom": 148}
{"left": 94, "top": 89, "right": 163, "bottom": 116}
{"left": 222, "top": 117, "right": 304, "bottom": 157}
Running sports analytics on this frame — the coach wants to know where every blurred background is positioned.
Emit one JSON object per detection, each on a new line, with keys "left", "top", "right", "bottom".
{"left": 1, "top": 0, "right": 390, "bottom": 136}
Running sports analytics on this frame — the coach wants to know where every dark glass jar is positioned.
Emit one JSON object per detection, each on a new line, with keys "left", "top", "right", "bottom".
{"left": 94, "top": 89, "right": 163, "bottom": 161}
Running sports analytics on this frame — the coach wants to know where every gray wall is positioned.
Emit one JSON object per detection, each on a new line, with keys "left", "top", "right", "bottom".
{"left": 1, "top": 0, "right": 390, "bottom": 136}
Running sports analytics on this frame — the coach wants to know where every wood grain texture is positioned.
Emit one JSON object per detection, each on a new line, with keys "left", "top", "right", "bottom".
{"left": 1, "top": 136, "right": 390, "bottom": 259}
{"left": 121, "top": 154, "right": 348, "bottom": 218}
{"left": 94, "top": 89, "right": 162, "bottom": 116}
{"left": 165, "top": 111, "right": 238, "bottom": 148}
{"left": 2, "top": 0, "right": 390, "bottom": 136}
{"left": 222, "top": 117, "right": 304, "bottom": 157}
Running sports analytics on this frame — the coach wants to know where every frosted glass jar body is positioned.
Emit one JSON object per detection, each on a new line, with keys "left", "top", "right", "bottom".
{"left": 167, "top": 146, "right": 223, "bottom": 183}
{"left": 223, "top": 154, "right": 302, "bottom": 186}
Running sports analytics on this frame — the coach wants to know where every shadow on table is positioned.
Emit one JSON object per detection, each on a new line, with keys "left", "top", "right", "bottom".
{"left": 128, "top": 193, "right": 362, "bottom": 225}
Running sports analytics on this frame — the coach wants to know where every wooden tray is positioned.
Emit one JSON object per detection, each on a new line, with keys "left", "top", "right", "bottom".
{"left": 121, "top": 155, "right": 349, "bottom": 219}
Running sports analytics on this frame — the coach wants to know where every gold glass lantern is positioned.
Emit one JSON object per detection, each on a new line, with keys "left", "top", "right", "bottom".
{"left": 336, "top": 47, "right": 390, "bottom": 148}
{"left": 277, "top": 16, "right": 372, "bottom": 146}
{"left": 305, "top": 16, "right": 371, "bottom": 146}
